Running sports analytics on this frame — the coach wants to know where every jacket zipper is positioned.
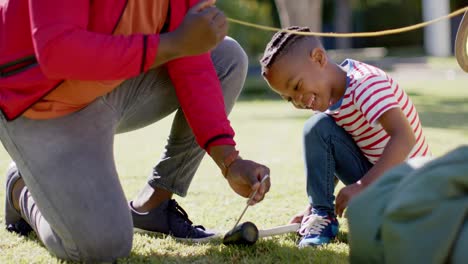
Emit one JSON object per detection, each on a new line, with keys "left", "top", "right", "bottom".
{"left": 0, "top": 55, "right": 38, "bottom": 78}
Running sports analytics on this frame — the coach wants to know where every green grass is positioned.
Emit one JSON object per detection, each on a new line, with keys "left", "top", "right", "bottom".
{"left": 0, "top": 69, "right": 467, "bottom": 263}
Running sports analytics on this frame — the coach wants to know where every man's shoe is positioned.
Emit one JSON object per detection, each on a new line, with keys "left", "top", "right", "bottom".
{"left": 130, "top": 199, "right": 216, "bottom": 242}
{"left": 5, "top": 163, "right": 32, "bottom": 236}
{"left": 298, "top": 208, "right": 338, "bottom": 247}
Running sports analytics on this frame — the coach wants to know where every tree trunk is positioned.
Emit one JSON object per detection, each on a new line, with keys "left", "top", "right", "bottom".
{"left": 422, "top": 0, "right": 451, "bottom": 56}
{"left": 274, "top": 0, "right": 322, "bottom": 32}
{"left": 334, "top": 0, "right": 352, "bottom": 49}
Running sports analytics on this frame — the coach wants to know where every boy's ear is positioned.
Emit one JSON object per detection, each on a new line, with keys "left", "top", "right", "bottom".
{"left": 310, "top": 48, "right": 327, "bottom": 67}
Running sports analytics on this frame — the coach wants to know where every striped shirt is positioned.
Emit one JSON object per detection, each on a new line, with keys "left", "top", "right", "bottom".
{"left": 326, "top": 59, "right": 430, "bottom": 164}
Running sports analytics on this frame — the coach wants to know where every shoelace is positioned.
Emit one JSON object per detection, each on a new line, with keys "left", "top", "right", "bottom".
{"left": 168, "top": 200, "right": 206, "bottom": 232}
{"left": 298, "top": 214, "right": 331, "bottom": 236}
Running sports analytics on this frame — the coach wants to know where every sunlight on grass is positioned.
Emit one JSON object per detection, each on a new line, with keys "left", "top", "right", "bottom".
{"left": 0, "top": 75, "right": 466, "bottom": 263}
{"left": 427, "top": 57, "right": 467, "bottom": 70}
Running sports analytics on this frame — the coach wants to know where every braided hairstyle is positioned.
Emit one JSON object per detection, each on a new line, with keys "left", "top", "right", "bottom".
{"left": 260, "top": 26, "right": 314, "bottom": 76}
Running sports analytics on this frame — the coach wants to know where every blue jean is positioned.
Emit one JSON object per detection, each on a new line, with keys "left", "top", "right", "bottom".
{"left": 0, "top": 37, "right": 247, "bottom": 262}
{"left": 303, "top": 113, "right": 373, "bottom": 214}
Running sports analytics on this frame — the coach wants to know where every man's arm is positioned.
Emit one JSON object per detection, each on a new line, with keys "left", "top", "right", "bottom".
{"left": 29, "top": 0, "right": 162, "bottom": 80}
{"left": 152, "top": 0, "right": 227, "bottom": 67}
{"left": 165, "top": 0, "right": 270, "bottom": 203}
{"left": 29, "top": 0, "right": 226, "bottom": 79}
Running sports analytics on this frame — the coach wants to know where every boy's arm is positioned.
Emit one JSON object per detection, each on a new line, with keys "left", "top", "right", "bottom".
{"left": 335, "top": 108, "right": 416, "bottom": 217}
{"left": 358, "top": 107, "right": 416, "bottom": 186}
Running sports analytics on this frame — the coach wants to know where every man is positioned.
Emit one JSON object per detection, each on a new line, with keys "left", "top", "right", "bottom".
{"left": 0, "top": 0, "right": 271, "bottom": 262}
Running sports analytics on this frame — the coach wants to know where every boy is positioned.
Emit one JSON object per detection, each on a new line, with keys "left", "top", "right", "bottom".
{"left": 260, "top": 27, "right": 430, "bottom": 247}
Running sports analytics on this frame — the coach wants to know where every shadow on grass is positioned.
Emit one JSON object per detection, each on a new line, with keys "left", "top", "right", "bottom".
{"left": 240, "top": 87, "right": 468, "bottom": 131}
{"left": 118, "top": 233, "right": 349, "bottom": 264}
{"left": 336, "top": 230, "right": 349, "bottom": 244}
{"left": 6, "top": 225, "right": 349, "bottom": 263}
{"left": 410, "top": 97, "right": 468, "bottom": 130}
{"left": 238, "top": 88, "right": 279, "bottom": 102}
{"left": 247, "top": 111, "right": 312, "bottom": 121}
{"left": 120, "top": 244, "right": 349, "bottom": 264}
{"left": 242, "top": 67, "right": 468, "bottom": 129}
{"left": 238, "top": 75, "right": 279, "bottom": 102}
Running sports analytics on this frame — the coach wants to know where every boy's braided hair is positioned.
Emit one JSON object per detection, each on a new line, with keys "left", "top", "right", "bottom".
{"left": 260, "top": 26, "right": 312, "bottom": 76}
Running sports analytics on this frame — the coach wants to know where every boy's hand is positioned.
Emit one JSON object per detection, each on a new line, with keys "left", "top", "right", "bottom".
{"left": 335, "top": 182, "right": 364, "bottom": 217}
{"left": 174, "top": 0, "right": 228, "bottom": 56}
{"left": 225, "top": 159, "right": 271, "bottom": 205}
{"left": 288, "top": 204, "right": 312, "bottom": 224}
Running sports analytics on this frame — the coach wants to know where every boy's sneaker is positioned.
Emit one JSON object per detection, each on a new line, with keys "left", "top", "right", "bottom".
{"left": 298, "top": 208, "right": 338, "bottom": 247}
{"left": 130, "top": 199, "right": 217, "bottom": 242}
{"left": 4, "top": 163, "right": 32, "bottom": 236}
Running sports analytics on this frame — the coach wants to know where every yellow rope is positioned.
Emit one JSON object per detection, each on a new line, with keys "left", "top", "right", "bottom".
{"left": 227, "top": 6, "right": 468, "bottom": 38}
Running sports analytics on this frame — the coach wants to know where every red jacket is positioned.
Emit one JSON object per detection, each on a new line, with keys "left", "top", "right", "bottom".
{"left": 0, "top": 0, "right": 235, "bottom": 151}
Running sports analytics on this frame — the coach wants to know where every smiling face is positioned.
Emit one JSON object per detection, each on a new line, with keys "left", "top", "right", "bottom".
{"left": 263, "top": 39, "right": 341, "bottom": 112}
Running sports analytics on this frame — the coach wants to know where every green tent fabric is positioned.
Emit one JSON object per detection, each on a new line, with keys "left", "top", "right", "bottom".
{"left": 348, "top": 145, "right": 468, "bottom": 264}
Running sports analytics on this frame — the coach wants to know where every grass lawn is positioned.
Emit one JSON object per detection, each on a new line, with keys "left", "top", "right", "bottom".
{"left": 0, "top": 66, "right": 467, "bottom": 263}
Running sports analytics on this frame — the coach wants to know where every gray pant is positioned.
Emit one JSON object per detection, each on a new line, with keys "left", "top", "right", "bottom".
{"left": 0, "top": 37, "right": 247, "bottom": 262}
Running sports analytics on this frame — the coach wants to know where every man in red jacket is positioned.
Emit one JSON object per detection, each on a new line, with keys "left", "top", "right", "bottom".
{"left": 1, "top": 0, "right": 271, "bottom": 262}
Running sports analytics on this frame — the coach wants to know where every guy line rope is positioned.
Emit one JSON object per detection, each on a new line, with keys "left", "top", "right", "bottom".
{"left": 226, "top": 6, "right": 468, "bottom": 38}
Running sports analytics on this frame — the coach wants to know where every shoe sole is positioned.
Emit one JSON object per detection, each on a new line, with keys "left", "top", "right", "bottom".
{"left": 133, "top": 227, "right": 222, "bottom": 243}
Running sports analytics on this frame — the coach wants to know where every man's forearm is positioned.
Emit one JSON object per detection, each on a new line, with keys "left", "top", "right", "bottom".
{"left": 209, "top": 145, "right": 240, "bottom": 177}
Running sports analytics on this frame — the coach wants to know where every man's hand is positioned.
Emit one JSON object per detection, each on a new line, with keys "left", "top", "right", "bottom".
{"left": 174, "top": 0, "right": 228, "bottom": 56}
{"left": 335, "top": 182, "right": 365, "bottom": 217}
{"left": 151, "top": 0, "right": 228, "bottom": 67}
{"left": 225, "top": 159, "right": 270, "bottom": 205}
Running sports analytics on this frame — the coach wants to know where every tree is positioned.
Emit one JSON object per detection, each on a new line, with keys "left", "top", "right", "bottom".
{"left": 334, "top": 0, "right": 352, "bottom": 49}
{"left": 273, "top": 0, "right": 322, "bottom": 32}
{"left": 217, "top": 0, "right": 279, "bottom": 56}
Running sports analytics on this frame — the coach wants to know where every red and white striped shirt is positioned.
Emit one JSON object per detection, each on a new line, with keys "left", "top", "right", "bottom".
{"left": 326, "top": 59, "right": 430, "bottom": 164}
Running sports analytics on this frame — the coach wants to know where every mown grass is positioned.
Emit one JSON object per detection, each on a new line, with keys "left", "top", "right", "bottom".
{"left": 0, "top": 59, "right": 467, "bottom": 263}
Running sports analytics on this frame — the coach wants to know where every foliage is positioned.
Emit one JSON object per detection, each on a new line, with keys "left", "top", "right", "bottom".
{"left": 352, "top": 0, "right": 423, "bottom": 48}
{"left": 219, "top": 0, "right": 465, "bottom": 51}
{"left": 217, "top": 0, "right": 279, "bottom": 58}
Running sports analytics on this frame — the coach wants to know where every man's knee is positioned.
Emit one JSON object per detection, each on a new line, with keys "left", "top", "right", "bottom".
{"left": 218, "top": 37, "right": 248, "bottom": 72}
{"left": 81, "top": 226, "right": 133, "bottom": 262}
{"left": 213, "top": 37, "right": 248, "bottom": 84}
{"left": 211, "top": 37, "right": 249, "bottom": 113}
{"left": 64, "top": 209, "right": 134, "bottom": 262}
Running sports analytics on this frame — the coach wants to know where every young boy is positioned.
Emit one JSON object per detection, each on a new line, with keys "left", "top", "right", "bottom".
{"left": 260, "top": 27, "right": 431, "bottom": 247}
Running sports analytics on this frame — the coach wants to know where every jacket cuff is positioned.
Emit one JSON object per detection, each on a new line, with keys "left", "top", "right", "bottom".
{"left": 206, "top": 136, "right": 236, "bottom": 155}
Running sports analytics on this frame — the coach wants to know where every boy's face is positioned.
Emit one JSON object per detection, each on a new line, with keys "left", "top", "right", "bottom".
{"left": 264, "top": 47, "right": 334, "bottom": 112}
